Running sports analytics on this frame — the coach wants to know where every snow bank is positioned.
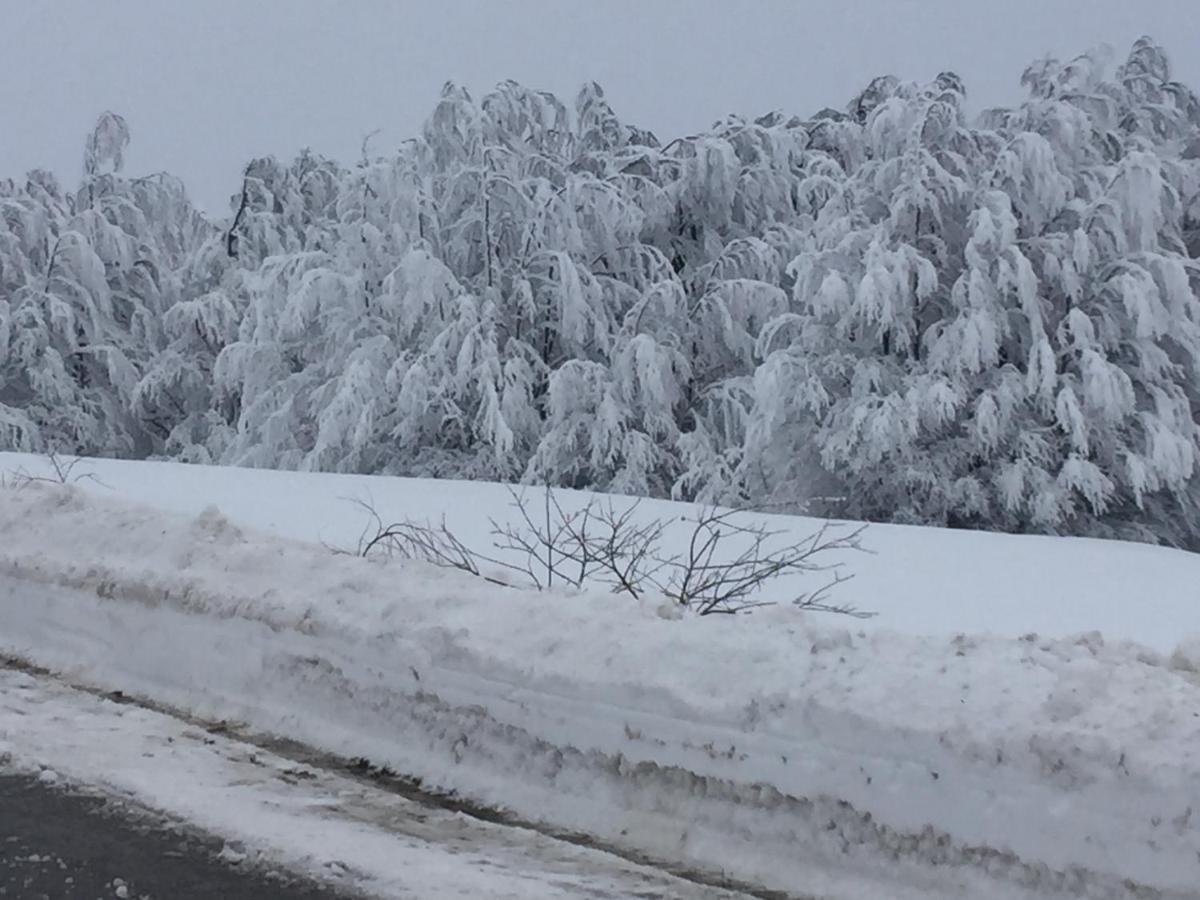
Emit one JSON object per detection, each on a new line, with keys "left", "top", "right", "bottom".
{"left": 1, "top": 477, "right": 1199, "bottom": 898}
{"left": 4, "top": 451, "right": 1200, "bottom": 651}
{"left": 0, "top": 668, "right": 738, "bottom": 900}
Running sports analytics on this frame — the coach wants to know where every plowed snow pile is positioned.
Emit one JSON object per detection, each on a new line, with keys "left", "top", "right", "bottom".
{"left": 1, "top": 461, "right": 1199, "bottom": 898}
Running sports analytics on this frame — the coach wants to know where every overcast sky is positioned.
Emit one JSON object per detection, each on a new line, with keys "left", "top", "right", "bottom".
{"left": 3, "top": 0, "right": 1199, "bottom": 214}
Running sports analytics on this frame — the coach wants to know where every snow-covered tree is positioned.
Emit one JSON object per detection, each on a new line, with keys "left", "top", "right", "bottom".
{"left": 1, "top": 115, "right": 208, "bottom": 456}
{"left": 5, "top": 37, "right": 1200, "bottom": 549}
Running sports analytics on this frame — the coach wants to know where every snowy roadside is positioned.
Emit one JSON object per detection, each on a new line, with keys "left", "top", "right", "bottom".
{"left": 5, "top": 450, "right": 1200, "bottom": 650}
{"left": 0, "top": 664, "right": 745, "bottom": 900}
{"left": 1, "top": 478, "right": 1199, "bottom": 898}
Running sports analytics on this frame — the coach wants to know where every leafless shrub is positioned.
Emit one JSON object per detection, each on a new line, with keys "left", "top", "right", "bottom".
{"left": 8, "top": 453, "right": 106, "bottom": 489}
{"left": 576, "top": 497, "right": 672, "bottom": 598}
{"left": 346, "top": 497, "right": 522, "bottom": 588}
{"left": 347, "top": 487, "right": 873, "bottom": 619}
{"left": 489, "top": 486, "right": 669, "bottom": 596}
{"left": 488, "top": 486, "right": 583, "bottom": 590}
{"left": 658, "top": 508, "right": 871, "bottom": 617}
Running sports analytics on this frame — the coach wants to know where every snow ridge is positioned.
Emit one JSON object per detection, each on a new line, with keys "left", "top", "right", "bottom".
{"left": 1, "top": 482, "right": 1198, "bottom": 898}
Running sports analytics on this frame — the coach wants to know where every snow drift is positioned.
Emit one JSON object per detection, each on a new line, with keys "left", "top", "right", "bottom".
{"left": 4, "top": 450, "right": 1200, "bottom": 651}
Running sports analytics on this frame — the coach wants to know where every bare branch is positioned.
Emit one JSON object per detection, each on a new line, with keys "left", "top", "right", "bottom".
{"left": 489, "top": 485, "right": 593, "bottom": 589}
{"left": 658, "top": 508, "right": 869, "bottom": 616}
{"left": 345, "top": 491, "right": 871, "bottom": 621}
{"left": 8, "top": 453, "right": 107, "bottom": 490}
{"left": 793, "top": 570, "right": 876, "bottom": 619}
{"left": 347, "top": 497, "right": 524, "bottom": 588}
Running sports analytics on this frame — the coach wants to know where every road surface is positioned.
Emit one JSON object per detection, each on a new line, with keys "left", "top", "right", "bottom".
{"left": 0, "top": 771, "right": 344, "bottom": 899}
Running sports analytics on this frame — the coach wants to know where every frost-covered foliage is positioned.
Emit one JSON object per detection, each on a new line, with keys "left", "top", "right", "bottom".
{"left": 4, "top": 38, "right": 1200, "bottom": 548}
{"left": 0, "top": 114, "right": 213, "bottom": 456}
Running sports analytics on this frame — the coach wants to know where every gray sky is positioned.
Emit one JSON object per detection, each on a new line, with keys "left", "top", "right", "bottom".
{"left": 3, "top": 0, "right": 1199, "bottom": 215}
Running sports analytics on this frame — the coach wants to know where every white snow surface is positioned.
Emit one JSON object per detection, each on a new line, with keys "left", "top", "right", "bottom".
{"left": 3, "top": 452, "right": 1199, "bottom": 650}
{"left": 1, "top": 453, "right": 1199, "bottom": 898}
{"left": 0, "top": 667, "right": 739, "bottom": 899}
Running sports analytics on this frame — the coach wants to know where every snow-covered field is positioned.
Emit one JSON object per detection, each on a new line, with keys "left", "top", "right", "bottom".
{"left": 3, "top": 452, "right": 1199, "bottom": 648}
{"left": 2, "top": 452, "right": 1199, "bottom": 898}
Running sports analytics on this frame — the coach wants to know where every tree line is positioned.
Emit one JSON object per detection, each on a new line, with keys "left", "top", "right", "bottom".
{"left": 2, "top": 38, "right": 1200, "bottom": 547}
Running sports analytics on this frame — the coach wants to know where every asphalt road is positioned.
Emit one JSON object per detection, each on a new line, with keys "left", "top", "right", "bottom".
{"left": 0, "top": 772, "right": 349, "bottom": 900}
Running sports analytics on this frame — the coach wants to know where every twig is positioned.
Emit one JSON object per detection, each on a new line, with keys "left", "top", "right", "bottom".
{"left": 9, "top": 453, "right": 107, "bottom": 489}
{"left": 348, "top": 497, "right": 524, "bottom": 588}
{"left": 656, "top": 509, "right": 869, "bottom": 616}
